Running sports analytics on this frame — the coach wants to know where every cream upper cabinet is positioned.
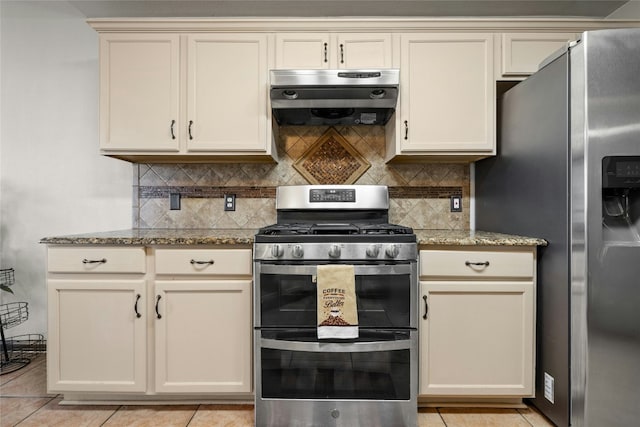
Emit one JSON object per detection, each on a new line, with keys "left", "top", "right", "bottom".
{"left": 99, "top": 34, "right": 180, "bottom": 152}
{"left": 275, "top": 33, "right": 331, "bottom": 69}
{"left": 418, "top": 247, "right": 536, "bottom": 398}
{"left": 387, "top": 33, "right": 495, "bottom": 161}
{"left": 98, "top": 32, "right": 274, "bottom": 161}
{"left": 275, "top": 33, "right": 392, "bottom": 69}
{"left": 498, "top": 32, "right": 578, "bottom": 79}
{"left": 335, "top": 33, "right": 393, "bottom": 68}
{"left": 186, "top": 34, "right": 270, "bottom": 152}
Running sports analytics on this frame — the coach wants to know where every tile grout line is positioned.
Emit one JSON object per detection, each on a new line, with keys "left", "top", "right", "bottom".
{"left": 99, "top": 404, "right": 125, "bottom": 426}
{"left": 12, "top": 395, "right": 57, "bottom": 426}
{"left": 184, "top": 403, "right": 201, "bottom": 426}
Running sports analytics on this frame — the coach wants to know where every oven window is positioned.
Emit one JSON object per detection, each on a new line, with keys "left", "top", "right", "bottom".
{"left": 261, "top": 347, "right": 410, "bottom": 400}
{"left": 259, "top": 266, "right": 412, "bottom": 328}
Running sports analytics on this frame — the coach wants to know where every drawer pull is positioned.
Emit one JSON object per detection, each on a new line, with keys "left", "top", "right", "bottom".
{"left": 82, "top": 258, "right": 107, "bottom": 264}
{"left": 155, "top": 295, "right": 162, "bottom": 319}
{"left": 422, "top": 295, "right": 429, "bottom": 320}
{"left": 190, "top": 259, "right": 215, "bottom": 265}
{"left": 465, "top": 261, "right": 490, "bottom": 267}
{"left": 134, "top": 294, "right": 142, "bottom": 318}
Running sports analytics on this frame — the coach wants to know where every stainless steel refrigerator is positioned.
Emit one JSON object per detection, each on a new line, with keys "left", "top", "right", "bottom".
{"left": 476, "top": 28, "right": 640, "bottom": 427}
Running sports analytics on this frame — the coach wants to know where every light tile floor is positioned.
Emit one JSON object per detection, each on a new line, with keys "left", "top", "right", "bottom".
{"left": 1, "top": 355, "right": 555, "bottom": 426}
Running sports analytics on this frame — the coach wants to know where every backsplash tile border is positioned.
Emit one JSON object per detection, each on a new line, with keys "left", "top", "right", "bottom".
{"left": 139, "top": 185, "right": 462, "bottom": 199}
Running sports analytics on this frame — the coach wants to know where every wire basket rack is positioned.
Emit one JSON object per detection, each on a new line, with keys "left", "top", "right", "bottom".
{"left": 0, "top": 334, "right": 45, "bottom": 374}
{"left": 1, "top": 268, "right": 44, "bottom": 375}
{"left": 0, "top": 302, "right": 29, "bottom": 329}
{"left": 1, "top": 268, "right": 15, "bottom": 293}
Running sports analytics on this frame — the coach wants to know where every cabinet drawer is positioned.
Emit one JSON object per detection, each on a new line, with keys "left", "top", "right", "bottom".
{"left": 420, "top": 249, "right": 533, "bottom": 279}
{"left": 155, "top": 249, "right": 252, "bottom": 276}
{"left": 48, "top": 246, "right": 146, "bottom": 273}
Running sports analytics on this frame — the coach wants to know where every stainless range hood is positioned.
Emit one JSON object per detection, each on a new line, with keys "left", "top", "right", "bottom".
{"left": 270, "top": 69, "right": 399, "bottom": 126}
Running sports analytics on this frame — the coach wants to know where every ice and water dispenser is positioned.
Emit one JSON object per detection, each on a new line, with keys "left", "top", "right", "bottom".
{"left": 596, "top": 156, "right": 640, "bottom": 337}
{"left": 602, "top": 156, "right": 640, "bottom": 242}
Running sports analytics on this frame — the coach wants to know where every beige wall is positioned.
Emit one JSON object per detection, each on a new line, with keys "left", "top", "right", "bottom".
{"left": 0, "top": 1, "right": 131, "bottom": 337}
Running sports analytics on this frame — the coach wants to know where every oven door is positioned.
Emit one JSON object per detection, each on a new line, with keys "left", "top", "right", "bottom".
{"left": 256, "top": 329, "right": 417, "bottom": 401}
{"left": 254, "top": 262, "right": 417, "bottom": 329}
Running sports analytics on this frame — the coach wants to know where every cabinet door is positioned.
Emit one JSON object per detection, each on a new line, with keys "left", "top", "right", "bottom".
{"left": 154, "top": 280, "right": 252, "bottom": 393}
{"left": 47, "top": 279, "right": 147, "bottom": 392}
{"left": 186, "top": 34, "right": 270, "bottom": 152}
{"left": 275, "top": 33, "right": 331, "bottom": 69}
{"left": 99, "top": 34, "right": 180, "bottom": 152}
{"left": 398, "top": 33, "right": 495, "bottom": 154}
{"left": 500, "top": 32, "right": 577, "bottom": 77}
{"left": 419, "top": 280, "right": 534, "bottom": 396}
{"left": 336, "top": 33, "right": 392, "bottom": 69}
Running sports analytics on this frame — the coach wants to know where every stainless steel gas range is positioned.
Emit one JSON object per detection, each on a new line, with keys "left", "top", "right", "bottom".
{"left": 253, "top": 185, "right": 418, "bottom": 427}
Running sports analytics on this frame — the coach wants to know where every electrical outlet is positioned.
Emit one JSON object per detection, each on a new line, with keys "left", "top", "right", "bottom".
{"left": 224, "top": 194, "right": 236, "bottom": 211}
{"left": 544, "top": 372, "right": 555, "bottom": 403}
{"left": 169, "top": 193, "right": 181, "bottom": 210}
{"left": 450, "top": 195, "right": 462, "bottom": 212}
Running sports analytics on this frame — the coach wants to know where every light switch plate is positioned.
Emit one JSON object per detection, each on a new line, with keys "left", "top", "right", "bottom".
{"left": 170, "top": 193, "right": 181, "bottom": 210}
{"left": 450, "top": 195, "right": 462, "bottom": 212}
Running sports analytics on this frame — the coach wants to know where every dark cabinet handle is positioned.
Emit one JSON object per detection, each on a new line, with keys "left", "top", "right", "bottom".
{"left": 82, "top": 258, "right": 106, "bottom": 264}
{"left": 134, "top": 294, "right": 142, "bottom": 318}
{"left": 422, "top": 295, "right": 428, "bottom": 320}
{"left": 340, "top": 44, "right": 344, "bottom": 64}
{"left": 170, "top": 120, "right": 176, "bottom": 140}
{"left": 323, "top": 42, "right": 328, "bottom": 63}
{"left": 404, "top": 121, "right": 409, "bottom": 140}
{"left": 188, "top": 120, "right": 194, "bottom": 140}
{"left": 465, "top": 261, "right": 490, "bottom": 267}
{"left": 190, "top": 259, "right": 215, "bottom": 265}
{"left": 155, "top": 295, "right": 162, "bottom": 319}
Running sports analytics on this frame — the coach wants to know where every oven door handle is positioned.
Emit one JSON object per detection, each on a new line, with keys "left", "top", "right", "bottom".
{"left": 260, "top": 338, "right": 411, "bottom": 353}
{"left": 258, "top": 264, "right": 412, "bottom": 276}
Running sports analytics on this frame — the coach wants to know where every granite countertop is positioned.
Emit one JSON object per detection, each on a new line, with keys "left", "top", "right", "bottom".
{"left": 415, "top": 230, "right": 547, "bottom": 247}
{"left": 41, "top": 229, "right": 546, "bottom": 247}
{"left": 40, "top": 229, "right": 258, "bottom": 246}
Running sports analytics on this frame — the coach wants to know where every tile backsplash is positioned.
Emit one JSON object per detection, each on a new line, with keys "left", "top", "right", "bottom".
{"left": 133, "top": 125, "right": 470, "bottom": 230}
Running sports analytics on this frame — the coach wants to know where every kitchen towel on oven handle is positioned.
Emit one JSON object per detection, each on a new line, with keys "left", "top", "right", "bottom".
{"left": 317, "top": 264, "right": 359, "bottom": 339}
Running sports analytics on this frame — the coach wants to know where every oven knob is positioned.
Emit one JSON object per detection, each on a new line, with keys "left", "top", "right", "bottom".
{"left": 271, "top": 244, "right": 284, "bottom": 258}
{"left": 291, "top": 244, "right": 304, "bottom": 258}
{"left": 328, "top": 244, "right": 341, "bottom": 258}
{"left": 385, "top": 244, "right": 399, "bottom": 258}
{"left": 366, "top": 244, "right": 380, "bottom": 258}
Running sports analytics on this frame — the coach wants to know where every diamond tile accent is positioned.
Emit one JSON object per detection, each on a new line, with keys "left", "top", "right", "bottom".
{"left": 293, "top": 127, "right": 370, "bottom": 185}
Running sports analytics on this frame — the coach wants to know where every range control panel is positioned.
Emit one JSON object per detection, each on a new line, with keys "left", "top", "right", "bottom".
{"left": 309, "top": 188, "right": 356, "bottom": 203}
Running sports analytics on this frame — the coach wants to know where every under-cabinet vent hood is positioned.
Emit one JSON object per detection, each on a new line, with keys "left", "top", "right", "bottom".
{"left": 270, "top": 69, "right": 399, "bottom": 126}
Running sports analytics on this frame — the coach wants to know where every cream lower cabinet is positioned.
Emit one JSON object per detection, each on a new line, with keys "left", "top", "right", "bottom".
{"left": 47, "top": 245, "right": 253, "bottom": 397}
{"left": 47, "top": 246, "right": 147, "bottom": 393}
{"left": 419, "top": 247, "right": 536, "bottom": 397}
{"left": 387, "top": 33, "right": 495, "bottom": 161}
{"left": 153, "top": 248, "right": 252, "bottom": 393}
